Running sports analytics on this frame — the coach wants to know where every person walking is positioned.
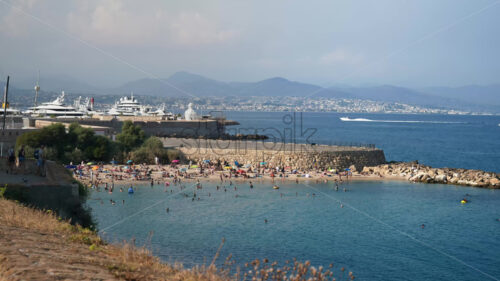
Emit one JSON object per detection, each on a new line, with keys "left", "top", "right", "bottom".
{"left": 17, "top": 145, "right": 25, "bottom": 174}
{"left": 35, "top": 145, "right": 45, "bottom": 177}
{"left": 7, "top": 147, "right": 15, "bottom": 174}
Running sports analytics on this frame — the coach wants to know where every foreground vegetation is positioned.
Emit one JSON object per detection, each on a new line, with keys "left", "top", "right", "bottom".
{"left": 0, "top": 198, "right": 353, "bottom": 280}
{"left": 16, "top": 121, "right": 180, "bottom": 165}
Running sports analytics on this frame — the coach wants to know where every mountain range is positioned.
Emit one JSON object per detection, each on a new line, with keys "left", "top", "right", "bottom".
{"left": 2, "top": 71, "right": 500, "bottom": 113}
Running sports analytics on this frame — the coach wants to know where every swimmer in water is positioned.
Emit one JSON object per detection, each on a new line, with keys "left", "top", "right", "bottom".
{"left": 264, "top": 219, "right": 268, "bottom": 223}
{"left": 421, "top": 224, "right": 425, "bottom": 229}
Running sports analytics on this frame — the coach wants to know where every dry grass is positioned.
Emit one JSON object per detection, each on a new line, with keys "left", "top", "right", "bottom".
{"left": 0, "top": 198, "right": 352, "bottom": 280}
{"left": 0, "top": 197, "right": 70, "bottom": 234}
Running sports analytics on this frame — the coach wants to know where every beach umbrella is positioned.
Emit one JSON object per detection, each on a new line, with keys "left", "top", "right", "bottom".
{"left": 244, "top": 164, "right": 252, "bottom": 168}
{"left": 224, "top": 166, "right": 232, "bottom": 170}
{"left": 237, "top": 169, "right": 246, "bottom": 174}
{"left": 92, "top": 166, "right": 99, "bottom": 170}
{"left": 345, "top": 168, "right": 350, "bottom": 171}
{"left": 260, "top": 162, "right": 267, "bottom": 165}
{"left": 190, "top": 165, "right": 199, "bottom": 168}
{"left": 65, "top": 165, "right": 77, "bottom": 169}
{"left": 87, "top": 162, "right": 94, "bottom": 165}
{"left": 172, "top": 159, "right": 180, "bottom": 163}
{"left": 179, "top": 167, "right": 187, "bottom": 172}
{"left": 127, "top": 160, "right": 133, "bottom": 164}
{"left": 110, "top": 160, "right": 118, "bottom": 165}
{"left": 203, "top": 159, "right": 210, "bottom": 163}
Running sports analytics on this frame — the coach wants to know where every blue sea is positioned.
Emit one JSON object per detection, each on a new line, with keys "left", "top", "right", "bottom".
{"left": 88, "top": 112, "right": 500, "bottom": 281}
{"left": 224, "top": 112, "right": 500, "bottom": 173}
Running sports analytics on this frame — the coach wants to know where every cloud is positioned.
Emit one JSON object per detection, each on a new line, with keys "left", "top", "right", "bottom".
{"left": 66, "top": 0, "right": 238, "bottom": 47}
{"left": 169, "top": 12, "right": 237, "bottom": 46}
{"left": 319, "top": 49, "right": 364, "bottom": 65}
{"left": 0, "top": 0, "right": 39, "bottom": 37}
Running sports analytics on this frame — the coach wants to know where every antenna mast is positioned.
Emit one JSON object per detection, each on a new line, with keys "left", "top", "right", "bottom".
{"left": 34, "top": 70, "right": 40, "bottom": 112}
{"left": 2, "top": 76, "right": 10, "bottom": 130}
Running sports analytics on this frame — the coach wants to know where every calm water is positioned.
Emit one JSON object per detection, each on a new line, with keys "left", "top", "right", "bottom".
{"left": 223, "top": 112, "right": 500, "bottom": 172}
{"left": 89, "top": 181, "right": 500, "bottom": 281}
{"left": 89, "top": 112, "right": 500, "bottom": 280}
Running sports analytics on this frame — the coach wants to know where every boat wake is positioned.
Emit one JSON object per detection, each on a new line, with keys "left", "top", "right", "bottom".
{"left": 339, "top": 117, "right": 465, "bottom": 124}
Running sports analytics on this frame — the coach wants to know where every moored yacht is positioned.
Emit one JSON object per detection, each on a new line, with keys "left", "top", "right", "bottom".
{"left": 107, "top": 93, "right": 175, "bottom": 118}
{"left": 107, "top": 93, "right": 152, "bottom": 116}
{"left": 24, "top": 91, "right": 86, "bottom": 118}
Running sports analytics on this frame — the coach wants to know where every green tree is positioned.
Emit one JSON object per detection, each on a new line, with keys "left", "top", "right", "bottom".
{"left": 116, "top": 121, "right": 145, "bottom": 152}
{"left": 130, "top": 136, "right": 169, "bottom": 164}
{"left": 17, "top": 122, "right": 117, "bottom": 163}
{"left": 17, "top": 123, "right": 68, "bottom": 159}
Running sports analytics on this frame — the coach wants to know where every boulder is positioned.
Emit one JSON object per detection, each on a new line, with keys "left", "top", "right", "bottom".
{"left": 349, "top": 165, "right": 357, "bottom": 173}
{"left": 489, "top": 178, "right": 500, "bottom": 187}
{"left": 435, "top": 174, "right": 447, "bottom": 183}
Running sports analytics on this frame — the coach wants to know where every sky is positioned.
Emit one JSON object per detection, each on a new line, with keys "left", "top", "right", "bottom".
{"left": 0, "top": 0, "right": 499, "bottom": 88}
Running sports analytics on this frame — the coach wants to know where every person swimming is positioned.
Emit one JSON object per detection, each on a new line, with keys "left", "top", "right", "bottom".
{"left": 128, "top": 186, "right": 134, "bottom": 194}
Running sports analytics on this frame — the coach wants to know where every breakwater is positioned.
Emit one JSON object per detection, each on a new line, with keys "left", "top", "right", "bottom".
{"left": 362, "top": 162, "right": 500, "bottom": 188}
{"left": 163, "top": 138, "right": 386, "bottom": 171}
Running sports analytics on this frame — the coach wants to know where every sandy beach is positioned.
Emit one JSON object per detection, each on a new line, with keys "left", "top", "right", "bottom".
{"left": 71, "top": 162, "right": 403, "bottom": 189}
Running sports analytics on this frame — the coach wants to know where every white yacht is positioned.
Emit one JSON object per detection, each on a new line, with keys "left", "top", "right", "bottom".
{"left": 151, "top": 103, "right": 176, "bottom": 119}
{"left": 24, "top": 91, "right": 86, "bottom": 118}
{"left": 107, "top": 93, "right": 174, "bottom": 118}
{"left": 107, "top": 93, "right": 152, "bottom": 116}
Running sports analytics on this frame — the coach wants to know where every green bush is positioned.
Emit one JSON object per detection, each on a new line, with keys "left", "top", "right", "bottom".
{"left": 130, "top": 136, "right": 170, "bottom": 164}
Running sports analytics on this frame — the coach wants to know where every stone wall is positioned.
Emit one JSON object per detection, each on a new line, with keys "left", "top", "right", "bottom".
{"left": 170, "top": 139, "right": 386, "bottom": 171}
{"left": 0, "top": 159, "right": 90, "bottom": 225}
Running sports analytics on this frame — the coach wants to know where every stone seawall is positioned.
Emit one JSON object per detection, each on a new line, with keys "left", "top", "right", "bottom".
{"left": 0, "top": 159, "right": 90, "bottom": 226}
{"left": 164, "top": 138, "right": 386, "bottom": 171}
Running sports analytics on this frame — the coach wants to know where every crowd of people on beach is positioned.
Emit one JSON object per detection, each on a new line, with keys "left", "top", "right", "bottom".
{"left": 71, "top": 158, "right": 354, "bottom": 191}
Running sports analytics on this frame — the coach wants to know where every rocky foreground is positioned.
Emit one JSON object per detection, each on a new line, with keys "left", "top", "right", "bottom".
{"left": 361, "top": 162, "right": 500, "bottom": 188}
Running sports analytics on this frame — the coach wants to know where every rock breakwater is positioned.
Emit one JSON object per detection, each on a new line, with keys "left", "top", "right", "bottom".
{"left": 362, "top": 162, "right": 500, "bottom": 188}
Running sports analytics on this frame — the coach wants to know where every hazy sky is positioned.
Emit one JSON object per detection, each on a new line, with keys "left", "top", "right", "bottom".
{"left": 0, "top": 0, "right": 499, "bottom": 88}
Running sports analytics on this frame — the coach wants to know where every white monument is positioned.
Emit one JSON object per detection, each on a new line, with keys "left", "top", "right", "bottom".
{"left": 184, "top": 103, "right": 199, "bottom": 121}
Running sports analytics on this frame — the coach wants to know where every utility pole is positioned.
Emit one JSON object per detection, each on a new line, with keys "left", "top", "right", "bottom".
{"left": 2, "top": 76, "right": 9, "bottom": 130}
